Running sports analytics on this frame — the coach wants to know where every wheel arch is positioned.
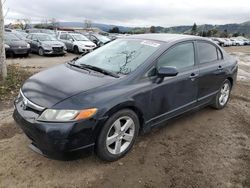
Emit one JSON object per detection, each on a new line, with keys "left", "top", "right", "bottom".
{"left": 227, "top": 77, "right": 233, "bottom": 87}
{"left": 103, "top": 102, "right": 145, "bottom": 132}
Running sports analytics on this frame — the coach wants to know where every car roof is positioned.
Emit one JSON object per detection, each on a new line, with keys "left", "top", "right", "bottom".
{"left": 29, "top": 33, "right": 50, "bottom": 36}
{"left": 126, "top": 33, "right": 204, "bottom": 43}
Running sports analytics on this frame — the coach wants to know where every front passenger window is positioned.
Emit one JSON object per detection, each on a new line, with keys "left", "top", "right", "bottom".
{"left": 158, "top": 42, "right": 195, "bottom": 70}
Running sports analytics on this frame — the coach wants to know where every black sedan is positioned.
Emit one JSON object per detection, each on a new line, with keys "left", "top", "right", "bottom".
{"left": 26, "top": 33, "right": 67, "bottom": 56}
{"left": 13, "top": 34, "right": 238, "bottom": 161}
{"left": 4, "top": 32, "right": 30, "bottom": 57}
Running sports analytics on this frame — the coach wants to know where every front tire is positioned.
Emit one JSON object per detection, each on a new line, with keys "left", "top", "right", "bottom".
{"left": 96, "top": 109, "right": 140, "bottom": 161}
{"left": 73, "top": 46, "right": 79, "bottom": 54}
{"left": 211, "top": 79, "right": 231, "bottom": 109}
{"left": 38, "top": 47, "right": 44, "bottom": 56}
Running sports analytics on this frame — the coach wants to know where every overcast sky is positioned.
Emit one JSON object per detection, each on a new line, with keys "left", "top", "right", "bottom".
{"left": 3, "top": 0, "right": 250, "bottom": 27}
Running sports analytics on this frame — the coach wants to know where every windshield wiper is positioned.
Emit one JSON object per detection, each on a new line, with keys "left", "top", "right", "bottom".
{"left": 67, "top": 62, "right": 91, "bottom": 72}
{"left": 80, "top": 64, "right": 119, "bottom": 78}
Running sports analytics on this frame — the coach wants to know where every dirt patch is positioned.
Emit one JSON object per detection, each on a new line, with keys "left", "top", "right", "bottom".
{"left": 0, "top": 122, "right": 22, "bottom": 140}
{"left": 0, "top": 81, "right": 249, "bottom": 188}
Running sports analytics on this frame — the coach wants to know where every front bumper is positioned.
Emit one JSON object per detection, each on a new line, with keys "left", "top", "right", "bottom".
{"left": 44, "top": 48, "right": 66, "bottom": 55}
{"left": 6, "top": 47, "right": 30, "bottom": 55}
{"left": 13, "top": 101, "right": 100, "bottom": 159}
{"left": 78, "top": 46, "right": 95, "bottom": 53}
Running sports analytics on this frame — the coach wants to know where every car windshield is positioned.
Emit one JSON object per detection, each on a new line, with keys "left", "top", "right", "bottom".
{"left": 72, "top": 34, "right": 89, "bottom": 41}
{"left": 37, "top": 34, "right": 57, "bottom": 41}
{"left": 5, "top": 33, "right": 20, "bottom": 41}
{"left": 94, "top": 35, "right": 110, "bottom": 43}
{"left": 75, "top": 39, "right": 161, "bottom": 75}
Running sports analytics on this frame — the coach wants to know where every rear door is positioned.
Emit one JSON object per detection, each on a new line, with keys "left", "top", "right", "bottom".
{"left": 148, "top": 41, "right": 199, "bottom": 126}
{"left": 196, "top": 41, "right": 226, "bottom": 104}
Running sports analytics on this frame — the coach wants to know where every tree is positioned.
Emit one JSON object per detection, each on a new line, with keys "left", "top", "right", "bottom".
{"left": 84, "top": 19, "right": 92, "bottom": 29}
{"left": 232, "top": 32, "right": 240, "bottom": 37}
{"left": 191, "top": 23, "right": 197, "bottom": 35}
{"left": 149, "top": 26, "right": 156, "bottom": 33}
{"left": 50, "top": 18, "right": 59, "bottom": 30}
{"left": 109, "top": 26, "right": 120, "bottom": 33}
{"left": 0, "top": 0, "right": 7, "bottom": 80}
{"left": 220, "top": 29, "right": 229, "bottom": 38}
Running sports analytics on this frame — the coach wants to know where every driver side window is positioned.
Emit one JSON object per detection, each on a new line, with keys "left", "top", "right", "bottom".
{"left": 158, "top": 42, "right": 195, "bottom": 70}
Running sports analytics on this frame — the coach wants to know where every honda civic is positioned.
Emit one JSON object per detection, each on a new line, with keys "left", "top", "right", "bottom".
{"left": 13, "top": 34, "right": 238, "bottom": 161}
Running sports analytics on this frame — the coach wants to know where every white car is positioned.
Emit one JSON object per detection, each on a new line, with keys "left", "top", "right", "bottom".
{"left": 230, "top": 38, "right": 245, "bottom": 46}
{"left": 224, "top": 38, "right": 233, "bottom": 46}
{"left": 58, "top": 33, "right": 96, "bottom": 54}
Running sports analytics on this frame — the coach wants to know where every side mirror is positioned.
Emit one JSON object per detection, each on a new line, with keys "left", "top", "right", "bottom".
{"left": 157, "top": 66, "right": 178, "bottom": 78}
{"left": 69, "top": 38, "right": 74, "bottom": 42}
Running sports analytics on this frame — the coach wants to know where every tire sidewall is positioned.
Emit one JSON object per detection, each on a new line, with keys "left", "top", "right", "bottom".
{"left": 74, "top": 46, "right": 79, "bottom": 54}
{"left": 215, "top": 79, "right": 232, "bottom": 109}
{"left": 38, "top": 47, "right": 44, "bottom": 56}
{"left": 96, "top": 109, "right": 140, "bottom": 161}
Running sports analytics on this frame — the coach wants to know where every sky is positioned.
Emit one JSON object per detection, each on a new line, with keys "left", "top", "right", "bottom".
{"left": 3, "top": 0, "right": 250, "bottom": 27}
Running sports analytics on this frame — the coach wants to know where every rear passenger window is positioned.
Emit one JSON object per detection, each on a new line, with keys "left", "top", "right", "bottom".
{"left": 158, "top": 42, "right": 195, "bottom": 70}
{"left": 197, "top": 42, "right": 218, "bottom": 64}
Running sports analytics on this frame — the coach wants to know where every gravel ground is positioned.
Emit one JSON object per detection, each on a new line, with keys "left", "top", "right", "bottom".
{"left": 0, "top": 47, "right": 250, "bottom": 188}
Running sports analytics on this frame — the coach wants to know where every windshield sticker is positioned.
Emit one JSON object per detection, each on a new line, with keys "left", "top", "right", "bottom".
{"left": 141, "top": 41, "right": 160, "bottom": 47}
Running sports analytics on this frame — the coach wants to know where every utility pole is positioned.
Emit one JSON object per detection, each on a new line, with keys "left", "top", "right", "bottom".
{"left": 0, "top": 0, "right": 7, "bottom": 80}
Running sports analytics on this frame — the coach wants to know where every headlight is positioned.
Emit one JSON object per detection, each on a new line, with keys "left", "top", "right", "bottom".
{"left": 27, "top": 43, "right": 30, "bottom": 48}
{"left": 4, "top": 44, "right": 10, "bottom": 48}
{"left": 37, "top": 108, "right": 97, "bottom": 122}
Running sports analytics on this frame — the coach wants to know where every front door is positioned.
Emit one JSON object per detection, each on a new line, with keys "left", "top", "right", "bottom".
{"left": 148, "top": 41, "right": 199, "bottom": 126}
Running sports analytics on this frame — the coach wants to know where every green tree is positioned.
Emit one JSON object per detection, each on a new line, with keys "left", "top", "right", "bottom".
{"left": 220, "top": 29, "right": 229, "bottom": 38}
{"left": 109, "top": 26, "right": 120, "bottom": 33}
{"left": 149, "top": 26, "right": 156, "bottom": 33}
{"left": 191, "top": 23, "right": 197, "bottom": 35}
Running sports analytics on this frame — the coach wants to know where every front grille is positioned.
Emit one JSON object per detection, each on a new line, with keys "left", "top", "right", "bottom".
{"left": 52, "top": 47, "right": 63, "bottom": 52}
{"left": 18, "top": 90, "right": 45, "bottom": 112}
{"left": 85, "top": 45, "right": 95, "bottom": 48}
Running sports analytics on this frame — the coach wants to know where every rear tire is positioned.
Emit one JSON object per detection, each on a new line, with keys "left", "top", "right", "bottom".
{"left": 96, "top": 109, "right": 140, "bottom": 161}
{"left": 211, "top": 79, "right": 231, "bottom": 109}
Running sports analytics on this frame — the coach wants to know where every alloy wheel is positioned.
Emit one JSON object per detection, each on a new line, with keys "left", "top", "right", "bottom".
{"left": 106, "top": 116, "right": 135, "bottom": 155}
{"left": 219, "top": 82, "right": 230, "bottom": 106}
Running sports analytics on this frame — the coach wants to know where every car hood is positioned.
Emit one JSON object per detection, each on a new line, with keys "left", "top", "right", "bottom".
{"left": 21, "top": 64, "right": 115, "bottom": 108}
{"left": 42, "top": 41, "right": 64, "bottom": 46}
{"left": 73, "top": 41, "right": 96, "bottom": 46}
{"left": 5, "top": 40, "right": 28, "bottom": 47}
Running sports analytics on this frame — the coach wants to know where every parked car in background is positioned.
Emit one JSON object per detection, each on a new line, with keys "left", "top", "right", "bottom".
{"left": 26, "top": 29, "right": 56, "bottom": 37}
{"left": 12, "top": 30, "right": 28, "bottom": 40}
{"left": 224, "top": 38, "right": 233, "bottom": 46}
{"left": 85, "top": 33, "right": 111, "bottom": 47}
{"left": 58, "top": 33, "right": 96, "bottom": 54}
{"left": 211, "top": 38, "right": 227, "bottom": 47}
{"left": 4, "top": 32, "right": 30, "bottom": 57}
{"left": 13, "top": 34, "right": 237, "bottom": 161}
{"left": 229, "top": 39, "right": 237, "bottom": 46}
{"left": 26, "top": 33, "right": 66, "bottom": 56}
{"left": 230, "top": 38, "right": 245, "bottom": 46}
